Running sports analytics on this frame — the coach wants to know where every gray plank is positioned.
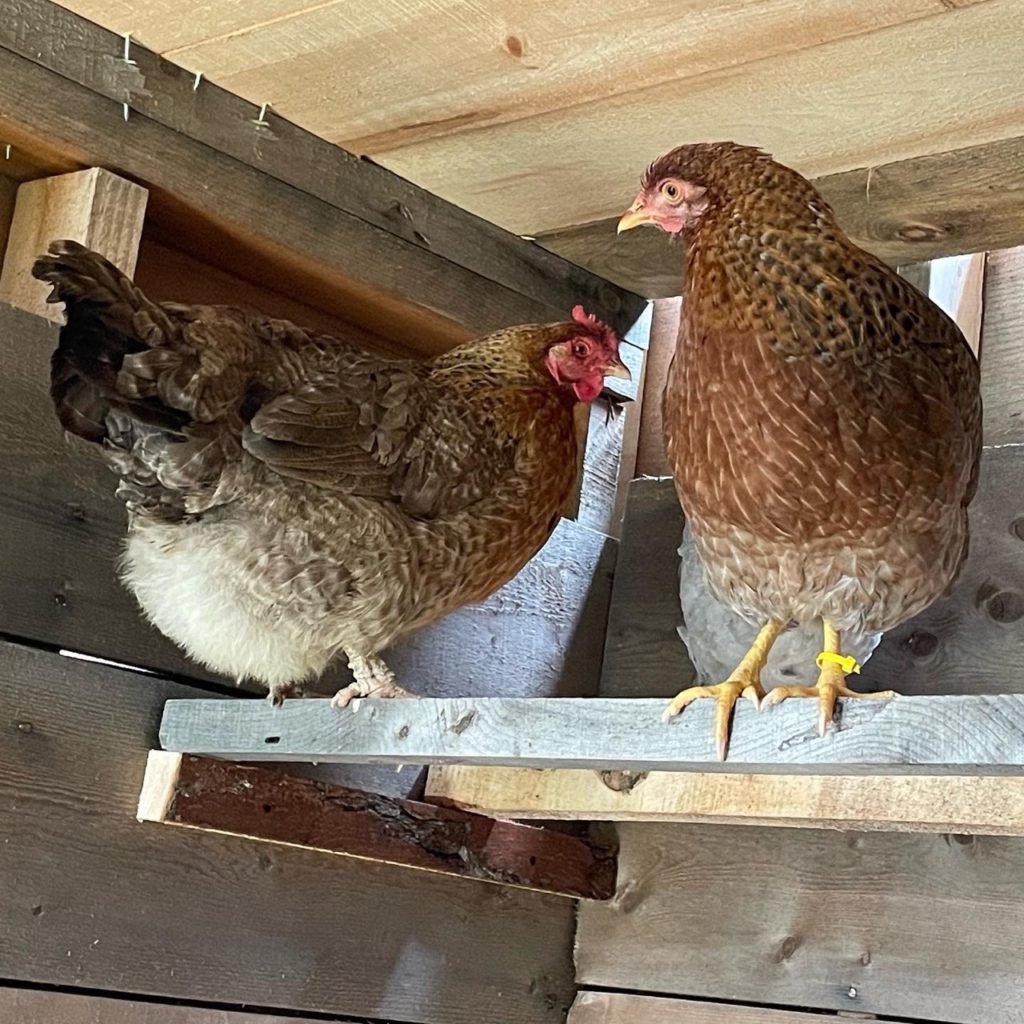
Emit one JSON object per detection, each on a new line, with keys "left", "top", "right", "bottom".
{"left": 604, "top": 447, "right": 1024, "bottom": 700}
{"left": 0, "top": 638, "right": 574, "bottom": 1023}
{"left": 569, "top": 991, "right": 927, "bottom": 1024}
{"left": 159, "top": 693, "right": 1024, "bottom": 773}
{"left": 577, "top": 823, "right": 1024, "bottom": 1024}
{"left": 0, "top": 987, "right": 350, "bottom": 1023}
{"left": 2, "top": 0, "right": 644, "bottom": 337}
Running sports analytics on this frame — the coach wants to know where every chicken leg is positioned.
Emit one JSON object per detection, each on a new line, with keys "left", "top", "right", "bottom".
{"left": 331, "top": 654, "right": 416, "bottom": 709}
{"left": 761, "top": 618, "right": 897, "bottom": 733}
{"left": 662, "top": 619, "right": 784, "bottom": 760}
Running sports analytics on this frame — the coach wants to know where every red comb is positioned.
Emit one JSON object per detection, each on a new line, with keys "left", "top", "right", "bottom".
{"left": 571, "top": 305, "right": 619, "bottom": 349}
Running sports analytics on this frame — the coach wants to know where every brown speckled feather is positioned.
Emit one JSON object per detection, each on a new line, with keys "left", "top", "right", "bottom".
{"left": 656, "top": 144, "right": 981, "bottom": 636}
{"left": 33, "top": 241, "right": 616, "bottom": 698}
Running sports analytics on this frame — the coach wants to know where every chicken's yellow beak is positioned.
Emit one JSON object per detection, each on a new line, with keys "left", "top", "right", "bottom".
{"left": 604, "top": 356, "right": 632, "bottom": 381}
{"left": 617, "top": 197, "right": 655, "bottom": 234}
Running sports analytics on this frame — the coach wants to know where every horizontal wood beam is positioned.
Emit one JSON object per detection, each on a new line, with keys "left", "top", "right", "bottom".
{"left": 138, "top": 752, "right": 615, "bottom": 899}
{"left": 426, "top": 765, "right": 1024, "bottom": 835}
{"left": 569, "top": 992, "right": 921, "bottom": 1024}
{"left": 0, "top": 0, "right": 645, "bottom": 348}
{"left": 158, "top": 694, "right": 1024, "bottom": 773}
{"left": 539, "top": 135, "right": 1024, "bottom": 298}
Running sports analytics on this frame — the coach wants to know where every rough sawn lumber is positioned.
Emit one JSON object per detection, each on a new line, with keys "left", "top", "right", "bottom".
{"left": 425, "top": 765, "right": 1024, "bottom": 835}
{"left": 159, "top": 694, "right": 1024, "bottom": 773}
{"left": 137, "top": 752, "right": 615, "bottom": 899}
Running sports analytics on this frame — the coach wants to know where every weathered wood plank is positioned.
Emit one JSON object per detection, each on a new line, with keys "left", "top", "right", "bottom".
{"left": 0, "top": 167, "right": 147, "bottom": 321}
{"left": 426, "top": 765, "right": 1024, "bottom": 835}
{"left": 635, "top": 298, "right": 678, "bottom": 478}
{"left": 929, "top": 252, "right": 986, "bottom": 357}
{"left": 576, "top": 822, "right": 1024, "bottom": 1023}
{"left": 569, "top": 991, "right": 922, "bottom": 1024}
{"left": 541, "top": 136, "right": 1024, "bottom": 298}
{"left": 138, "top": 752, "right": 615, "bottom": 899}
{"left": 600, "top": 478, "right": 692, "bottom": 700}
{"left": 0, "top": 301, "right": 616, "bottom": 739}
{"left": 979, "top": 246, "right": 1024, "bottom": 444}
{"left": 0, "top": 0, "right": 645, "bottom": 341}
{"left": 159, "top": 693, "right": 1024, "bottom": 773}
{"left": 0, "top": 987, "right": 350, "bottom": 1024}
{"left": 604, "top": 445, "right": 1024, "bottom": 699}
{"left": 0, "top": 639, "right": 575, "bottom": 1023}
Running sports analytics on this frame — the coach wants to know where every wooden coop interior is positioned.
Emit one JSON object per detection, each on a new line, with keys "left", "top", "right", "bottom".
{"left": 1, "top": 2, "right": 1023, "bottom": 1024}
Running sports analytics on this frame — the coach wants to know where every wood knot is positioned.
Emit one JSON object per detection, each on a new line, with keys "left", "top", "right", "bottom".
{"left": 987, "top": 590, "right": 1024, "bottom": 623}
{"left": 599, "top": 770, "right": 648, "bottom": 793}
{"left": 777, "top": 935, "right": 801, "bottom": 962}
{"left": 451, "top": 711, "right": 477, "bottom": 735}
{"left": 504, "top": 34, "right": 525, "bottom": 58}
{"left": 894, "top": 222, "right": 945, "bottom": 242}
{"left": 1010, "top": 517, "right": 1024, "bottom": 542}
{"left": 905, "top": 630, "right": 938, "bottom": 657}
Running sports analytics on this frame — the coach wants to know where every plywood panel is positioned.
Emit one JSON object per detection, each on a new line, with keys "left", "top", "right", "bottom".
{"left": 0, "top": 639, "right": 575, "bottom": 1023}
{"left": 576, "top": 823, "right": 1024, "bottom": 1023}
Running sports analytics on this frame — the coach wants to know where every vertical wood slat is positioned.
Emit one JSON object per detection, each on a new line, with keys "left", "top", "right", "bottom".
{"left": 635, "top": 297, "right": 679, "bottom": 479}
{"left": 0, "top": 167, "right": 147, "bottom": 321}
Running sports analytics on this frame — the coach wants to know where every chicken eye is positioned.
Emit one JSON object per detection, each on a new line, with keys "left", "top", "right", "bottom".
{"left": 662, "top": 182, "right": 680, "bottom": 200}
{"left": 572, "top": 341, "right": 590, "bottom": 358}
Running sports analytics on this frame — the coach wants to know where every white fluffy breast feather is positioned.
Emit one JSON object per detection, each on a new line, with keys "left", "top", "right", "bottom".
{"left": 121, "top": 521, "right": 333, "bottom": 687}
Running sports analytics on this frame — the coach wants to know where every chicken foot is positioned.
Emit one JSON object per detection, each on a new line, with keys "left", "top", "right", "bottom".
{"left": 761, "top": 619, "right": 897, "bottom": 734}
{"left": 662, "top": 619, "right": 784, "bottom": 760}
{"left": 331, "top": 654, "right": 416, "bottom": 710}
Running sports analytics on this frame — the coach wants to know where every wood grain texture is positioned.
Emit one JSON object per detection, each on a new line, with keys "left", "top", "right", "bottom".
{"left": 0, "top": 987, "right": 355, "bottom": 1024}
{"left": 576, "top": 822, "right": 1024, "bottom": 1023}
{"left": 138, "top": 752, "right": 616, "bottom": 898}
{"left": 600, "top": 478, "right": 692, "bottom": 699}
{"left": 979, "top": 246, "right": 1024, "bottom": 444}
{"left": 427, "top": 765, "right": 1024, "bottom": 835}
{"left": 158, "top": 692, "right": 1024, "bottom": 773}
{"left": 0, "top": 639, "right": 575, "bottom": 1023}
{"left": 604, "top": 445, "right": 1024, "bottom": 700}
{"left": 569, "top": 991, "right": 919, "bottom": 1024}
{"left": 1, "top": 0, "right": 644, "bottom": 340}
{"left": 0, "top": 167, "right": 147, "bottom": 321}
{"left": 635, "top": 298, "right": 679, "bottom": 478}
{"left": 0, "top": 173, "right": 17, "bottom": 262}
{"left": 0, "top": 299, "right": 617, "bottom": 758}
{"left": 541, "top": 135, "right": 1024, "bottom": 297}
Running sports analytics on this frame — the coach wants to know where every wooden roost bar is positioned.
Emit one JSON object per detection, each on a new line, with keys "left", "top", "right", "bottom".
{"left": 2, "top": 2, "right": 1024, "bottom": 1024}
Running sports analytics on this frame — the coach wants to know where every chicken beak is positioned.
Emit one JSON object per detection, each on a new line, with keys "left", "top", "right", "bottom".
{"left": 617, "top": 197, "right": 654, "bottom": 234}
{"left": 604, "top": 356, "right": 632, "bottom": 381}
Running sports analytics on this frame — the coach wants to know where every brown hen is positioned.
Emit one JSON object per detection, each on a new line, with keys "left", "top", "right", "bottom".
{"left": 34, "top": 241, "right": 628, "bottom": 706}
{"left": 619, "top": 143, "right": 981, "bottom": 758}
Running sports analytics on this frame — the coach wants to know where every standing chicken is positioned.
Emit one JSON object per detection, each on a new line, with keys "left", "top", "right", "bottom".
{"left": 35, "top": 241, "right": 628, "bottom": 706}
{"left": 618, "top": 143, "right": 980, "bottom": 758}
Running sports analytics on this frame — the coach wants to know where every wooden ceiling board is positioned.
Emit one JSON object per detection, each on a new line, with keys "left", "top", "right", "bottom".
{"left": 51, "top": 0, "right": 1014, "bottom": 235}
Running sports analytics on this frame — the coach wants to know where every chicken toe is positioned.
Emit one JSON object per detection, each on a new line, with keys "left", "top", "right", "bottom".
{"left": 761, "top": 619, "right": 897, "bottom": 734}
{"left": 662, "top": 619, "right": 784, "bottom": 760}
{"left": 331, "top": 655, "right": 416, "bottom": 710}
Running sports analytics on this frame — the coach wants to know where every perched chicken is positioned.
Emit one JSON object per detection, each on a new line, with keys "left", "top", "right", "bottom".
{"left": 35, "top": 241, "right": 628, "bottom": 706}
{"left": 619, "top": 143, "right": 981, "bottom": 758}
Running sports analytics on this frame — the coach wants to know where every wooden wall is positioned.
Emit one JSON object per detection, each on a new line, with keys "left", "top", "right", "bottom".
{"left": 577, "top": 245, "right": 1024, "bottom": 1024}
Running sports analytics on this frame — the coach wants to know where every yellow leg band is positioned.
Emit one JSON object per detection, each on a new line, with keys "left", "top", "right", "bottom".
{"left": 816, "top": 651, "right": 861, "bottom": 675}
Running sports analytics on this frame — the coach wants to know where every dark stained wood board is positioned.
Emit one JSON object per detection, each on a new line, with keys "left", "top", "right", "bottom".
{"left": 539, "top": 135, "right": 1024, "bottom": 298}
{"left": 0, "top": 638, "right": 575, "bottom": 1024}
{"left": 602, "top": 445, "right": 1024, "bottom": 699}
{"left": 576, "top": 822, "right": 1024, "bottom": 1024}
{"left": 0, "top": 0, "right": 645, "bottom": 340}
{"left": 138, "top": 752, "right": 616, "bottom": 899}
{"left": 0, "top": 987, "right": 355, "bottom": 1024}
{"left": 569, "top": 990, "right": 939, "bottom": 1024}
